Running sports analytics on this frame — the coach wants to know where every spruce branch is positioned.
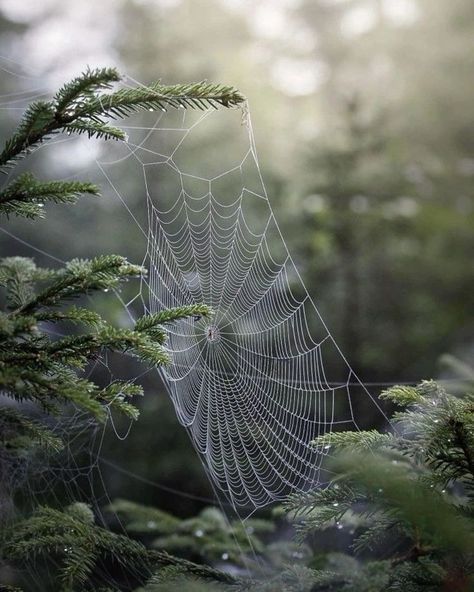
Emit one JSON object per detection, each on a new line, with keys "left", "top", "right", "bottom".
{"left": 0, "top": 173, "right": 99, "bottom": 219}
{"left": 312, "top": 430, "right": 396, "bottom": 452}
{"left": 351, "top": 518, "right": 402, "bottom": 554}
{"left": 54, "top": 66, "right": 121, "bottom": 113}
{"left": 0, "top": 406, "right": 64, "bottom": 453}
{"left": 0, "top": 68, "right": 244, "bottom": 172}
{"left": 451, "top": 416, "right": 474, "bottom": 481}
{"left": 4, "top": 504, "right": 147, "bottom": 590}
{"left": 147, "top": 550, "right": 238, "bottom": 585}
{"left": 44, "top": 326, "right": 169, "bottom": 367}
{"left": 135, "top": 303, "right": 212, "bottom": 334}
{"left": 78, "top": 81, "right": 245, "bottom": 120}
{"left": 35, "top": 305, "right": 104, "bottom": 328}
{"left": 0, "top": 101, "right": 55, "bottom": 170}
{"left": 285, "top": 381, "right": 474, "bottom": 591}
{"left": 0, "top": 364, "right": 103, "bottom": 419}
{"left": 331, "top": 450, "right": 474, "bottom": 555}
{"left": 106, "top": 499, "right": 180, "bottom": 535}
{"left": 4, "top": 504, "right": 237, "bottom": 590}
{"left": 12, "top": 255, "right": 144, "bottom": 315}
{"left": 380, "top": 384, "right": 424, "bottom": 405}
{"left": 62, "top": 120, "right": 125, "bottom": 141}
{"left": 0, "top": 257, "right": 40, "bottom": 310}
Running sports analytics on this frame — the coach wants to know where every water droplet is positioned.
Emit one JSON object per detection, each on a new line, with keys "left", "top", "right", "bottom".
{"left": 434, "top": 419, "right": 439, "bottom": 424}
{"left": 332, "top": 502, "right": 339, "bottom": 507}
{"left": 336, "top": 522, "right": 343, "bottom": 530}
{"left": 221, "top": 552, "right": 229, "bottom": 560}
{"left": 377, "top": 488, "right": 383, "bottom": 493}
{"left": 148, "top": 107, "right": 154, "bottom": 112}
{"left": 246, "top": 526, "right": 254, "bottom": 535}
{"left": 147, "top": 520, "right": 156, "bottom": 528}
{"left": 324, "top": 444, "right": 331, "bottom": 450}
{"left": 194, "top": 528, "right": 204, "bottom": 537}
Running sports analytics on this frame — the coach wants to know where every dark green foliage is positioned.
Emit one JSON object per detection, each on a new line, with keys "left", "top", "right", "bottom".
{"left": 0, "top": 254, "right": 175, "bottom": 423}
{"left": 4, "top": 503, "right": 146, "bottom": 590}
{"left": 3, "top": 503, "right": 238, "bottom": 591}
{"left": 53, "top": 67, "right": 121, "bottom": 112}
{"left": 284, "top": 381, "right": 474, "bottom": 591}
{"left": 0, "top": 66, "right": 243, "bottom": 174}
{"left": 0, "top": 173, "right": 99, "bottom": 220}
{"left": 107, "top": 499, "right": 181, "bottom": 535}
{"left": 102, "top": 499, "right": 318, "bottom": 592}
{"left": 107, "top": 499, "right": 273, "bottom": 566}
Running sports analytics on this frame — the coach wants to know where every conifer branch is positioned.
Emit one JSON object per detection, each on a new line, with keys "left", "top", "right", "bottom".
{"left": 62, "top": 120, "right": 125, "bottom": 141}
{"left": 0, "top": 68, "right": 245, "bottom": 173}
{"left": 285, "top": 381, "right": 474, "bottom": 590}
{"left": 148, "top": 550, "right": 238, "bottom": 585}
{"left": 0, "top": 101, "right": 55, "bottom": 171}
{"left": 35, "top": 305, "right": 103, "bottom": 327}
{"left": 12, "top": 255, "right": 143, "bottom": 315}
{"left": 106, "top": 499, "right": 180, "bottom": 535}
{"left": 78, "top": 81, "right": 245, "bottom": 120}
{"left": 451, "top": 417, "right": 474, "bottom": 480}
{"left": 54, "top": 66, "right": 121, "bottom": 113}
{"left": 135, "top": 304, "right": 212, "bottom": 332}
{"left": 98, "top": 382, "right": 143, "bottom": 420}
{"left": 0, "top": 407, "right": 64, "bottom": 453}
{"left": 4, "top": 504, "right": 238, "bottom": 590}
{"left": 312, "top": 430, "right": 396, "bottom": 452}
{"left": 380, "top": 384, "right": 424, "bottom": 405}
{"left": 0, "top": 173, "right": 99, "bottom": 219}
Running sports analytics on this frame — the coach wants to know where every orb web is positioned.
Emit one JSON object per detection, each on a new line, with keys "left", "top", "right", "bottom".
{"left": 0, "top": 54, "right": 389, "bottom": 589}
{"left": 95, "top": 94, "right": 387, "bottom": 513}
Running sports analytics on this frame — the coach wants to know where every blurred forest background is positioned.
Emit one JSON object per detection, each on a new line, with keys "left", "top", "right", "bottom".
{"left": 0, "top": 0, "right": 473, "bottom": 517}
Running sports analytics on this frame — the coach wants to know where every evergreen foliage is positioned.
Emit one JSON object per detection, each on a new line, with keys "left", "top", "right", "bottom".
{"left": 283, "top": 380, "right": 474, "bottom": 591}
{"left": 0, "top": 66, "right": 244, "bottom": 173}
{"left": 4, "top": 503, "right": 238, "bottom": 591}
{"left": 0, "top": 67, "right": 242, "bottom": 591}
{"left": 128, "top": 380, "right": 474, "bottom": 591}
{"left": 107, "top": 499, "right": 275, "bottom": 566}
{"left": 104, "top": 499, "right": 310, "bottom": 592}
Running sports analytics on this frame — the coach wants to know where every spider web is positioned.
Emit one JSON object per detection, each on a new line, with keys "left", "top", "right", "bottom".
{"left": 0, "top": 57, "right": 391, "bottom": 587}
{"left": 0, "top": 56, "right": 387, "bottom": 521}
{"left": 95, "top": 86, "right": 387, "bottom": 513}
